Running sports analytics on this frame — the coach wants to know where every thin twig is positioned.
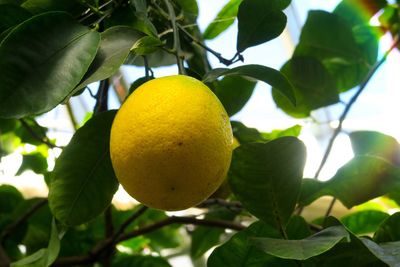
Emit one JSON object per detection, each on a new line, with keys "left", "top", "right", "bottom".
{"left": 65, "top": 101, "right": 78, "bottom": 130}
{"left": 111, "top": 205, "right": 148, "bottom": 242}
{"left": 19, "top": 119, "right": 59, "bottom": 148}
{"left": 177, "top": 24, "right": 243, "bottom": 66}
{"left": 0, "top": 244, "right": 10, "bottom": 267}
{"left": 93, "top": 79, "right": 110, "bottom": 114}
{"left": 53, "top": 216, "right": 245, "bottom": 266}
{"left": 1, "top": 199, "right": 48, "bottom": 240}
{"left": 164, "top": 0, "right": 185, "bottom": 74}
{"left": 197, "top": 198, "right": 243, "bottom": 212}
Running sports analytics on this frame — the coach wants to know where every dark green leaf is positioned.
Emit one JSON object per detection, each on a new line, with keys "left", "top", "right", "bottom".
{"left": 21, "top": 0, "right": 85, "bottom": 15}
{"left": 16, "top": 152, "right": 48, "bottom": 175}
{"left": 341, "top": 210, "right": 389, "bottom": 235}
{"left": 203, "top": 64, "right": 295, "bottom": 105}
{"left": 334, "top": 0, "right": 387, "bottom": 27}
{"left": 112, "top": 254, "right": 172, "bottom": 267}
{"left": 14, "top": 119, "right": 48, "bottom": 146}
{"left": 272, "top": 57, "right": 339, "bottom": 118}
{"left": 350, "top": 131, "right": 400, "bottom": 165}
{"left": 48, "top": 111, "right": 119, "bottom": 226}
{"left": 286, "top": 216, "right": 312, "bottom": 240}
{"left": 208, "top": 221, "right": 296, "bottom": 267}
{"left": 327, "top": 156, "right": 400, "bottom": 208}
{"left": 229, "top": 137, "right": 306, "bottom": 229}
{"left": 11, "top": 219, "right": 65, "bottom": 267}
{"left": 213, "top": 76, "right": 256, "bottom": 116}
{"left": 0, "top": 185, "right": 23, "bottom": 214}
{"left": 73, "top": 26, "right": 143, "bottom": 93}
{"left": 253, "top": 226, "right": 350, "bottom": 260}
{"left": 203, "top": 0, "right": 242, "bottom": 40}
{"left": 0, "top": 4, "right": 31, "bottom": 34}
{"left": 191, "top": 209, "right": 237, "bottom": 258}
{"left": 360, "top": 238, "right": 400, "bottom": 267}
{"left": 315, "top": 216, "right": 385, "bottom": 266}
{"left": 374, "top": 212, "right": 400, "bottom": 242}
{"left": 131, "top": 35, "right": 164, "bottom": 56}
{"left": 236, "top": 0, "right": 287, "bottom": 52}
{"left": 299, "top": 156, "right": 400, "bottom": 208}
{"left": 0, "top": 11, "right": 100, "bottom": 118}
{"left": 230, "top": 121, "right": 265, "bottom": 143}
{"left": 174, "top": 0, "right": 198, "bottom": 21}
{"left": 294, "top": 10, "right": 374, "bottom": 92}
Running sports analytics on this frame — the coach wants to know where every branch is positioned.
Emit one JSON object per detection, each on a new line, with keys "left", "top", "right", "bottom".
{"left": 177, "top": 24, "right": 243, "bottom": 66}
{"left": 1, "top": 199, "right": 47, "bottom": 240}
{"left": 0, "top": 244, "right": 10, "bottom": 267}
{"left": 164, "top": 0, "right": 185, "bottom": 74}
{"left": 93, "top": 79, "right": 110, "bottom": 114}
{"left": 19, "top": 119, "right": 59, "bottom": 148}
{"left": 53, "top": 216, "right": 245, "bottom": 266}
{"left": 112, "top": 205, "right": 148, "bottom": 242}
{"left": 197, "top": 198, "right": 243, "bottom": 212}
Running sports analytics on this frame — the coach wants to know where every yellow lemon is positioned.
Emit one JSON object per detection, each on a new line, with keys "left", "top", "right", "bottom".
{"left": 210, "top": 137, "right": 240, "bottom": 199}
{"left": 110, "top": 75, "right": 233, "bottom": 211}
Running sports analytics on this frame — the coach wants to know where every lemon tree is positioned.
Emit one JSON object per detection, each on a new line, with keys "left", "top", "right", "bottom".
{"left": 1, "top": 0, "right": 400, "bottom": 267}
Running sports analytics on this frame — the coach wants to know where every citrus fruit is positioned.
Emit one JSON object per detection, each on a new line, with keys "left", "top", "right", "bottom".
{"left": 209, "top": 137, "right": 240, "bottom": 199}
{"left": 110, "top": 75, "right": 233, "bottom": 211}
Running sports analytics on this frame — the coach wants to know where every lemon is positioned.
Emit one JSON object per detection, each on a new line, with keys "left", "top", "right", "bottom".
{"left": 110, "top": 75, "right": 233, "bottom": 211}
{"left": 210, "top": 137, "right": 240, "bottom": 199}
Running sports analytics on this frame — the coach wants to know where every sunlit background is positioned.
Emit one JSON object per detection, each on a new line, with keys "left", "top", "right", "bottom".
{"left": 1, "top": 0, "right": 400, "bottom": 265}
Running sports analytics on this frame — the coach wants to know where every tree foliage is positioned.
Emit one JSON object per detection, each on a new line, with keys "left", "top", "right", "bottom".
{"left": 0, "top": 0, "right": 399, "bottom": 266}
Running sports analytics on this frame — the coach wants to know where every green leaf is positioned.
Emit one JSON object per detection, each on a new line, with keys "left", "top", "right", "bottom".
{"left": 315, "top": 216, "right": 385, "bottom": 266}
{"left": 203, "top": 0, "right": 242, "bottom": 40}
{"left": 334, "top": 0, "right": 387, "bottom": 27}
{"left": 286, "top": 216, "right": 312, "bottom": 240}
{"left": 299, "top": 156, "right": 400, "bottom": 208}
{"left": 191, "top": 209, "right": 237, "bottom": 258}
{"left": 253, "top": 226, "right": 350, "bottom": 260}
{"left": 72, "top": 26, "right": 142, "bottom": 93}
{"left": 203, "top": 64, "right": 296, "bottom": 105}
{"left": 208, "top": 221, "right": 296, "bottom": 267}
{"left": 213, "top": 76, "right": 256, "bottom": 116}
{"left": 261, "top": 125, "right": 302, "bottom": 140}
{"left": 272, "top": 57, "right": 339, "bottom": 118}
{"left": 0, "top": 11, "right": 100, "bottom": 119}
{"left": 229, "top": 137, "right": 306, "bottom": 229}
{"left": 374, "top": 212, "right": 400, "bottom": 243}
{"left": 341, "top": 210, "right": 389, "bottom": 235}
{"left": 48, "top": 111, "right": 119, "bottom": 226}
{"left": 112, "top": 254, "right": 172, "bottom": 267}
{"left": 230, "top": 121, "right": 265, "bottom": 144}
{"left": 174, "top": 0, "right": 198, "bottom": 21}
{"left": 131, "top": 35, "right": 164, "bottom": 56}
{"left": 0, "top": 4, "right": 31, "bottom": 34}
{"left": 294, "top": 10, "right": 373, "bottom": 92}
{"left": 21, "top": 0, "right": 85, "bottom": 15}
{"left": 236, "top": 0, "right": 288, "bottom": 52}
{"left": 0, "top": 185, "right": 23, "bottom": 214}
{"left": 360, "top": 238, "right": 400, "bottom": 267}
{"left": 11, "top": 219, "right": 65, "bottom": 267}
{"left": 350, "top": 131, "right": 400, "bottom": 165}
{"left": 16, "top": 152, "right": 48, "bottom": 175}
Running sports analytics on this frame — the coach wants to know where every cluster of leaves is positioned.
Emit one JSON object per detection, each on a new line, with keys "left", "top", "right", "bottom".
{"left": 1, "top": 0, "right": 400, "bottom": 266}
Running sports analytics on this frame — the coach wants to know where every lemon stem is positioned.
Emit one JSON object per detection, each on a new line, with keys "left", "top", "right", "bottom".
{"left": 164, "top": 0, "right": 185, "bottom": 75}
